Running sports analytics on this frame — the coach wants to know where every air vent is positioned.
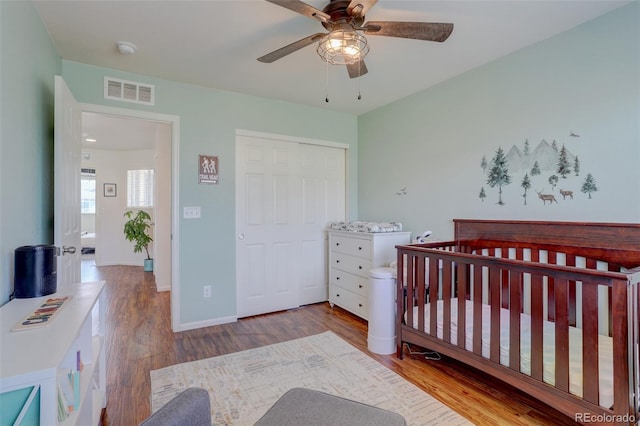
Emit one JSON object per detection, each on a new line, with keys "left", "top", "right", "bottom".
{"left": 104, "top": 77, "right": 155, "bottom": 105}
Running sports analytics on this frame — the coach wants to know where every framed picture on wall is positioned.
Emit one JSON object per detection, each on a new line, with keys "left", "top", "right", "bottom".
{"left": 199, "top": 155, "right": 219, "bottom": 184}
{"left": 104, "top": 183, "right": 117, "bottom": 197}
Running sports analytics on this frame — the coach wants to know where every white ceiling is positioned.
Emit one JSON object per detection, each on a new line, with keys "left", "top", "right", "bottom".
{"left": 33, "top": 0, "right": 628, "bottom": 148}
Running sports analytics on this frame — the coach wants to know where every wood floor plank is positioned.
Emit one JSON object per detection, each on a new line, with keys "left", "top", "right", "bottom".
{"left": 86, "top": 262, "right": 577, "bottom": 425}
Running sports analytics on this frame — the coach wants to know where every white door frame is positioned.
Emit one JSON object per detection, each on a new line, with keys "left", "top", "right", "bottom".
{"left": 79, "top": 103, "right": 182, "bottom": 332}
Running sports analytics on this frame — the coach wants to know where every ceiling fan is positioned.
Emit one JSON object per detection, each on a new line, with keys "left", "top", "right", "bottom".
{"left": 257, "top": 0, "right": 454, "bottom": 78}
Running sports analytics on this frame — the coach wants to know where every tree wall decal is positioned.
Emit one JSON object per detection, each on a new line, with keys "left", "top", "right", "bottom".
{"left": 487, "top": 147, "right": 511, "bottom": 205}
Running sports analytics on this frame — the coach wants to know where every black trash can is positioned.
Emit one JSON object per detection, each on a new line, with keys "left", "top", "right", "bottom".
{"left": 14, "top": 245, "right": 57, "bottom": 298}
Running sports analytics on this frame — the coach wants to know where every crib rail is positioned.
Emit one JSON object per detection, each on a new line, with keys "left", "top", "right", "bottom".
{"left": 396, "top": 242, "right": 639, "bottom": 424}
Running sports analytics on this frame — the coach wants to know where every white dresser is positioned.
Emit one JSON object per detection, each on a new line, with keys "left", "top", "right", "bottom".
{"left": 328, "top": 230, "right": 410, "bottom": 320}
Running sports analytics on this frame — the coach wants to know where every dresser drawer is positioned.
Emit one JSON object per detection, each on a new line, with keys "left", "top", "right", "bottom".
{"left": 329, "top": 284, "right": 369, "bottom": 320}
{"left": 330, "top": 235, "right": 372, "bottom": 259}
{"left": 330, "top": 268, "right": 368, "bottom": 297}
{"left": 331, "top": 252, "right": 372, "bottom": 277}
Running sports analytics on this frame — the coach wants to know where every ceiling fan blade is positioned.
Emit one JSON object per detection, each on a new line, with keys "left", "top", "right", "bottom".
{"left": 347, "top": 0, "right": 378, "bottom": 18}
{"left": 346, "top": 60, "right": 368, "bottom": 79}
{"left": 363, "top": 21, "right": 454, "bottom": 42}
{"left": 257, "top": 33, "right": 326, "bottom": 63}
{"left": 265, "top": 0, "right": 331, "bottom": 23}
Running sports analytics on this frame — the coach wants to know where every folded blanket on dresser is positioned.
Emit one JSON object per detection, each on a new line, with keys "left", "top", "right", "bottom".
{"left": 329, "top": 221, "right": 403, "bottom": 233}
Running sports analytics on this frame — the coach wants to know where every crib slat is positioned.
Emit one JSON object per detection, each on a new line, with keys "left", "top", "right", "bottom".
{"left": 530, "top": 272, "right": 544, "bottom": 381}
{"left": 473, "top": 264, "right": 483, "bottom": 356}
{"left": 442, "top": 260, "right": 452, "bottom": 343}
{"left": 417, "top": 255, "right": 426, "bottom": 333}
{"left": 548, "top": 251, "right": 557, "bottom": 321}
{"left": 490, "top": 266, "right": 501, "bottom": 363}
{"left": 582, "top": 280, "right": 599, "bottom": 404}
{"left": 555, "top": 278, "right": 570, "bottom": 392}
{"left": 500, "top": 247, "right": 509, "bottom": 309}
{"left": 429, "top": 257, "right": 438, "bottom": 336}
{"left": 396, "top": 250, "right": 405, "bottom": 357}
{"left": 509, "top": 271, "right": 522, "bottom": 371}
{"left": 611, "top": 279, "right": 631, "bottom": 416}
{"left": 406, "top": 254, "right": 415, "bottom": 333}
{"left": 457, "top": 263, "right": 468, "bottom": 349}
{"left": 566, "top": 254, "right": 577, "bottom": 327}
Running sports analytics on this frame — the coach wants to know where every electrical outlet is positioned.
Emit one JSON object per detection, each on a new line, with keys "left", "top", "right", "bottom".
{"left": 203, "top": 285, "right": 212, "bottom": 298}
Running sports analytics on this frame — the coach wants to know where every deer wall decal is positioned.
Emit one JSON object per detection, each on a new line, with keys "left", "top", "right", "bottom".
{"left": 559, "top": 189, "right": 574, "bottom": 199}
{"left": 536, "top": 190, "right": 558, "bottom": 205}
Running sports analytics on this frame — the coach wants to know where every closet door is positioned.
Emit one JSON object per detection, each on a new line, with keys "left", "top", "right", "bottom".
{"left": 236, "top": 133, "right": 345, "bottom": 317}
{"left": 299, "top": 143, "right": 346, "bottom": 305}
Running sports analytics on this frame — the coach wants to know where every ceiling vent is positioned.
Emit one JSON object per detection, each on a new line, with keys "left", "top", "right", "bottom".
{"left": 104, "top": 77, "right": 155, "bottom": 105}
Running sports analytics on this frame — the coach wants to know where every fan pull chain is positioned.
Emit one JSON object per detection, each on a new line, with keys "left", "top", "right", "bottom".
{"left": 325, "top": 60, "right": 330, "bottom": 103}
{"left": 357, "top": 60, "right": 362, "bottom": 100}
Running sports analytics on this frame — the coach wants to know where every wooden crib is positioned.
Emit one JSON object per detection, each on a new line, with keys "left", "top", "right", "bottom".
{"left": 395, "top": 220, "right": 639, "bottom": 425}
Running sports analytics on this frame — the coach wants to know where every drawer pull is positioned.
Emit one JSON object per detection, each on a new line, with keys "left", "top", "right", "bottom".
{"left": 358, "top": 303, "right": 363, "bottom": 307}
{"left": 358, "top": 246, "right": 362, "bottom": 250}
{"left": 336, "top": 242, "right": 340, "bottom": 246}
{"left": 336, "top": 277, "right": 340, "bottom": 280}
{"left": 358, "top": 284, "right": 363, "bottom": 288}
{"left": 336, "top": 260, "right": 340, "bottom": 263}
{"left": 358, "top": 265, "right": 362, "bottom": 270}
{"left": 336, "top": 293, "right": 340, "bottom": 297}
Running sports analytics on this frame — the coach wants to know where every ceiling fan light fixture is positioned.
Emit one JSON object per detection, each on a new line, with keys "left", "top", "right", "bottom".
{"left": 317, "top": 30, "right": 369, "bottom": 65}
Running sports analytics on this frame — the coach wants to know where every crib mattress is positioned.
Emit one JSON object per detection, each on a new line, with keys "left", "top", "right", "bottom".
{"left": 408, "top": 298, "right": 614, "bottom": 408}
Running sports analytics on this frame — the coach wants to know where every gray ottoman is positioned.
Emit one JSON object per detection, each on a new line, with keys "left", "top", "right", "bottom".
{"left": 254, "top": 387, "right": 406, "bottom": 426}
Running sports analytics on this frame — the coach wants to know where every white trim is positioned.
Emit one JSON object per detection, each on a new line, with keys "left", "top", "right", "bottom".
{"left": 236, "top": 128, "right": 349, "bottom": 150}
{"left": 175, "top": 315, "right": 237, "bottom": 332}
{"left": 78, "top": 102, "right": 182, "bottom": 332}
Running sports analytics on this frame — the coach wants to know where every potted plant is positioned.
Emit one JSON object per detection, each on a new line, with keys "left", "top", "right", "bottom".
{"left": 123, "top": 210, "right": 154, "bottom": 272}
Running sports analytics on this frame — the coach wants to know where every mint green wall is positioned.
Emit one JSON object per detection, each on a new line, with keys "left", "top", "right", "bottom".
{"left": 358, "top": 2, "right": 640, "bottom": 240}
{"left": 0, "top": 1, "right": 61, "bottom": 305}
{"left": 61, "top": 61, "right": 358, "bottom": 325}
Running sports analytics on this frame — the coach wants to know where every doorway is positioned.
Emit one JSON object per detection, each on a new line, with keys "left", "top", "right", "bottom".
{"left": 80, "top": 113, "right": 170, "bottom": 283}
{"left": 77, "top": 104, "right": 181, "bottom": 330}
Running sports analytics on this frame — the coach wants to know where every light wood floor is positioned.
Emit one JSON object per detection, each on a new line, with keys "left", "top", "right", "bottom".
{"left": 82, "top": 261, "right": 577, "bottom": 425}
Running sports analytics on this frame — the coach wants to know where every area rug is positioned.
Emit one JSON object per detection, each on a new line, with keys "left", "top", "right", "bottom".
{"left": 150, "top": 331, "right": 471, "bottom": 425}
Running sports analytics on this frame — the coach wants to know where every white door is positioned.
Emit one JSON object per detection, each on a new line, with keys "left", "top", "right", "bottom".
{"left": 54, "top": 76, "right": 81, "bottom": 289}
{"left": 236, "top": 133, "right": 346, "bottom": 317}
{"left": 299, "top": 144, "right": 346, "bottom": 305}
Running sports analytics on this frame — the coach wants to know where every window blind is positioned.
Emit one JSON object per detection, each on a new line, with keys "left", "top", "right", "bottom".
{"left": 127, "top": 169, "right": 154, "bottom": 208}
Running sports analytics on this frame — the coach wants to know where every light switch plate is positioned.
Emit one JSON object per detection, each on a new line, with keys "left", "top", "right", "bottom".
{"left": 183, "top": 206, "right": 201, "bottom": 219}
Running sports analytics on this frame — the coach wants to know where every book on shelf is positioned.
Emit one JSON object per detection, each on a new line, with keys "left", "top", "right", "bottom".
{"left": 57, "top": 386, "right": 69, "bottom": 421}
{"left": 72, "top": 370, "right": 80, "bottom": 410}
{"left": 57, "top": 368, "right": 81, "bottom": 415}
{"left": 76, "top": 349, "right": 84, "bottom": 372}
{"left": 57, "top": 372, "right": 74, "bottom": 420}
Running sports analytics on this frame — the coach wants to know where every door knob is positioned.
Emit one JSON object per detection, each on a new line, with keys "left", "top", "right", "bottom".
{"left": 62, "top": 246, "right": 76, "bottom": 255}
{"left": 238, "top": 233, "right": 245, "bottom": 240}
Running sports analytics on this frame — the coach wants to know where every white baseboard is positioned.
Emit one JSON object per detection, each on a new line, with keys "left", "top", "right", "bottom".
{"left": 176, "top": 315, "right": 237, "bottom": 332}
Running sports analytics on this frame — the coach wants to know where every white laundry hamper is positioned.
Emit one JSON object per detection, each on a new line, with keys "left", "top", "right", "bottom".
{"left": 367, "top": 267, "right": 397, "bottom": 355}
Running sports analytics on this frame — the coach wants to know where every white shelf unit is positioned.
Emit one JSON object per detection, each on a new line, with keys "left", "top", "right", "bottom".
{"left": 0, "top": 281, "right": 106, "bottom": 425}
{"left": 328, "top": 231, "right": 410, "bottom": 320}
